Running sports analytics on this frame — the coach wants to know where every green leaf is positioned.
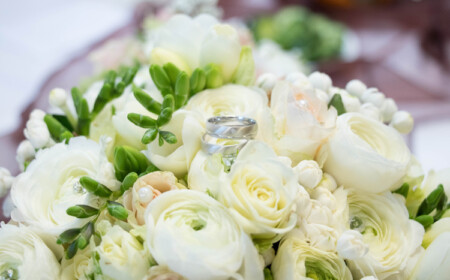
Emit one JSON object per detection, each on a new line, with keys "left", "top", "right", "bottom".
{"left": 156, "top": 107, "right": 173, "bottom": 127}
{"left": 417, "top": 184, "right": 445, "bottom": 216}
{"left": 414, "top": 215, "right": 434, "bottom": 229}
{"left": 120, "top": 172, "right": 139, "bottom": 193}
{"left": 158, "top": 133, "right": 164, "bottom": 146}
{"left": 107, "top": 201, "right": 128, "bottom": 221}
{"left": 190, "top": 68, "right": 206, "bottom": 96}
{"left": 78, "top": 222, "right": 94, "bottom": 250}
{"left": 78, "top": 98, "right": 91, "bottom": 136}
{"left": 132, "top": 84, "right": 161, "bottom": 115}
{"left": 114, "top": 146, "right": 150, "bottom": 181}
{"left": 52, "top": 114, "right": 74, "bottom": 132}
{"left": 115, "top": 65, "right": 139, "bottom": 97}
{"left": 79, "top": 177, "right": 112, "bottom": 198}
{"left": 44, "top": 114, "right": 73, "bottom": 143}
{"left": 127, "top": 113, "right": 157, "bottom": 128}
{"left": 232, "top": 46, "right": 255, "bottom": 86}
{"left": 174, "top": 72, "right": 189, "bottom": 109}
{"left": 204, "top": 64, "right": 223, "bottom": 89}
{"left": 57, "top": 228, "right": 81, "bottom": 245}
{"left": 149, "top": 64, "right": 173, "bottom": 95}
{"left": 142, "top": 128, "right": 159, "bottom": 144}
{"left": 159, "top": 130, "right": 177, "bottom": 144}
{"left": 161, "top": 94, "right": 175, "bottom": 112}
{"left": 393, "top": 183, "right": 409, "bottom": 198}
{"left": 328, "top": 94, "right": 346, "bottom": 116}
{"left": 66, "top": 239, "right": 79, "bottom": 259}
{"left": 92, "top": 71, "right": 116, "bottom": 116}
{"left": 66, "top": 205, "right": 99, "bottom": 218}
{"left": 163, "top": 62, "right": 181, "bottom": 84}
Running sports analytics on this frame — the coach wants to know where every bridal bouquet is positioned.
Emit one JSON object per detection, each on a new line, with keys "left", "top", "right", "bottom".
{"left": 1, "top": 13, "right": 450, "bottom": 280}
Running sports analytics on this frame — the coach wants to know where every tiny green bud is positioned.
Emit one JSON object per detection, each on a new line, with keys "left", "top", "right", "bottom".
{"left": 107, "top": 201, "right": 128, "bottom": 221}
{"left": 120, "top": 172, "right": 139, "bottom": 193}
{"left": 163, "top": 62, "right": 181, "bottom": 84}
{"left": 66, "top": 239, "right": 79, "bottom": 259}
{"left": 159, "top": 130, "right": 177, "bottom": 144}
{"left": 142, "top": 128, "right": 159, "bottom": 144}
{"left": 132, "top": 84, "right": 162, "bottom": 115}
{"left": 156, "top": 107, "right": 173, "bottom": 127}
{"left": 205, "top": 64, "right": 223, "bottom": 89}
{"left": 114, "top": 146, "right": 150, "bottom": 181}
{"left": 79, "top": 176, "right": 112, "bottom": 198}
{"left": 150, "top": 64, "right": 173, "bottom": 95}
{"left": 66, "top": 205, "right": 99, "bottom": 218}
{"left": 158, "top": 133, "right": 164, "bottom": 146}
{"left": 57, "top": 228, "right": 81, "bottom": 245}
{"left": 162, "top": 94, "right": 175, "bottom": 112}
{"left": 264, "top": 268, "right": 273, "bottom": 280}
{"left": 417, "top": 184, "right": 445, "bottom": 216}
{"left": 393, "top": 183, "right": 409, "bottom": 198}
{"left": 78, "top": 222, "right": 94, "bottom": 250}
{"left": 44, "top": 114, "right": 73, "bottom": 143}
{"left": 328, "top": 94, "right": 346, "bottom": 116}
{"left": 190, "top": 68, "right": 206, "bottom": 96}
{"left": 127, "top": 113, "right": 157, "bottom": 128}
{"left": 174, "top": 72, "right": 189, "bottom": 109}
{"left": 414, "top": 215, "right": 434, "bottom": 229}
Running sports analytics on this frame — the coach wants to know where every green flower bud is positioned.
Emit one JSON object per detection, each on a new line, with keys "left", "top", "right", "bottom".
{"left": 150, "top": 64, "right": 173, "bottom": 95}
{"left": 120, "top": 172, "right": 139, "bottom": 193}
{"left": 79, "top": 176, "right": 112, "bottom": 198}
{"left": 415, "top": 215, "right": 434, "bottom": 229}
{"left": 114, "top": 146, "right": 150, "bottom": 181}
{"left": 142, "top": 128, "right": 159, "bottom": 144}
{"left": 190, "top": 68, "right": 206, "bottom": 96}
{"left": 57, "top": 228, "right": 81, "bottom": 245}
{"left": 163, "top": 62, "right": 181, "bottom": 84}
{"left": 132, "top": 84, "right": 161, "bottom": 115}
{"left": 66, "top": 205, "right": 99, "bottom": 218}
{"left": 43, "top": 114, "right": 73, "bottom": 143}
{"left": 127, "top": 113, "right": 157, "bottom": 128}
{"left": 205, "top": 64, "right": 223, "bottom": 89}
{"left": 107, "top": 201, "right": 128, "bottom": 221}
{"left": 159, "top": 130, "right": 177, "bottom": 144}
{"left": 174, "top": 72, "right": 189, "bottom": 109}
{"left": 157, "top": 107, "right": 173, "bottom": 127}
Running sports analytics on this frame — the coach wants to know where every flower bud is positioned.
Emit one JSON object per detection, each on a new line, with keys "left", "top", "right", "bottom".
{"left": 308, "top": 71, "right": 332, "bottom": 92}
{"left": 29, "top": 109, "right": 46, "bottom": 120}
{"left": 390, "top": 111, "right": 414, "bottom": 134}
{"left": 0, "top": 167, "right": 13, "bottom": 198}
{"left": 340, "top": 92, "right": 361, "bottom": 112}
{"left": 293, "top": 160, "right": 323, "bottom": 189}
{"left": 315, "top": 89, "right": 330, "bottom": 104}
{"left": 285, "top": 72, "right": 308, "bottom": 84}
{"left": 337, "top": 230, "right": 369, "bottom": 260}
{"left": 361, "top": 89, "right": 385, "bottom": 108}
{"left": 317, "top": 173, "right": 338, "bottom": 192}
{"left": 256, "top": 73, "right": 277, "bottom": 95}
{"left": 16, "top": 140, "right": 36, "bottom": 170}
{"left": 49, "top": 88, "right": 68, "bottom": 108}
{"left": 345, "top": 79, "right": 367, "bottom": 98}
{"left": 24, "top": 117, "right": 51, "bottom": 149}
{"left": 359, "top": 103, "right": 382, "bottom": 121}
{"left": 380, "top": 98, "right": 398, "bottom": 123}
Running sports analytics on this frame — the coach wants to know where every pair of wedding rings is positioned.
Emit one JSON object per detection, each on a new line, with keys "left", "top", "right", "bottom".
{"left": 201, "top": 116, "right": 258, "bottom": 161}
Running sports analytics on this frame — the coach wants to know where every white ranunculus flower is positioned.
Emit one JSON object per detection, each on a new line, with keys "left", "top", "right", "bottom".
{"left": 270, "top": 80, "right": 337, "bottom": 165}
{"left": 218, "top": 141, "right": 299, "bottom": 241}
{"left": 95, "top": 221, "right": 150, "bottom": 280}
{"left": 11, "top": 137, "right": 119, "bottom": 236}
{"left": 145, "top": 190, "right": 263, "bottom": 280}
{"left": 337, "top": 230, "right": 369, "bottom": 260}
{"left": 123, "top": 171, "right": 184, "bottom": 225}
{"left": 293, "top": 160, "right": 323, "bottom": 189}
{"left": 145, "top": 110, "right": 204, "bottom": 178}
{"left": 188, "top": 151, "right": 226, "bottom": 197}
{"left": 148, "top": 14, "right": 241, "bottom": 81}
{"left": 346, "top": 191, "right": 424, "bottom": 280}
{"left": 322, "top": 113, "right": 411, "bottom": 193}
{"left": 272, "top": 236, "right": 352, "bottom": 280}
{"left": 184, "top": 84, "right": 273, "bottom": 141}
{"left": 411, "top": 232, "right": 450, "bottom": 279}
{"left": 0, "top": 223, "right": 60, "bottom": 279}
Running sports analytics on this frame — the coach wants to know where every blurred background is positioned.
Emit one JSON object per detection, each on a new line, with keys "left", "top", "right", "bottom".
{"left": 0, "top": 0, "right": 449, "bottom": 176}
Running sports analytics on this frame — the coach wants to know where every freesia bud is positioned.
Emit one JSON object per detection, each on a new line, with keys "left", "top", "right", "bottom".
{"left": 308, "top": 71, "right": 332, "bottom": 92}
{"left": 361, "top": 89, "right": 385, "bottom": 108}
{"left": 285, "top": 72, "right": 308, "bottom": 84}
{"left": 317, "top": 173, "right": 338, "bottom": 192}
{"left": 0, "top": 168, "right": 13, "bottom": 197}
{"left": 29, "top": 109, "right": 46, "bottom": 120}
{"left": 380, "top": 98, "right": 398, "bottom": 123}
{"left": 49, "top": 88, "right": 67, "bottom": 108}
{"left": 345, "top": 79, "right": 367, "bottom": 98}
{"left": 293, "top": 160, "right": 323, "bottom": 189}
{"left": 359, "top": 103, "right": 382, "bottom": 121}
{"left": 340, "top": 92, "right": 361, "bottom": 112}
{"left": 390, "top": 111, "right": 414, "bottom": 134}
{"left": 337, "top": 230, "right": 369, "bottom": 260}
{"left": 24, "top": 114, "right": 51, "bottom": 149}
{"left": 16, "top": 140, "right": 35, "bottom": 170}
{"left": 256, "top": 73, "right": 277, "bottom": 94}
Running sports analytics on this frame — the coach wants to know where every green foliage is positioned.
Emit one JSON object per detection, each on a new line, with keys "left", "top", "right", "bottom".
{"left": 80, "top": 177, "right": 112, "bottom": 198}
{"left": 328, "top": 94, "right": 346, "bottom": 116}
{"left": 44, "top": 114, "right": 73, "bottom": 143}
{"left": 66, "top": 205, "right": 99, "bottom": 218}
{"left": 114, "top": 146, "right": 150, "bottom": 181}
{"left": 393, "top": 183, "right": 410, "bottom": 198}
{"left": 106, "top": 201, "right": 128, "bottom": 221}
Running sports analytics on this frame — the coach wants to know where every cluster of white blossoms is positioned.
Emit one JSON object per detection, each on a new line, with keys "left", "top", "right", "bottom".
{"left": 0, "top": 13, "right": 449, "bottom": 280}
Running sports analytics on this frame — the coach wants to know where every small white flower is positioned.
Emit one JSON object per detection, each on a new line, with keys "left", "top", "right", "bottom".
{"left": 361, "top": 89, "right": 385, "bottom": 108}
{"left": 285, "top": 72, "right": 308, "bottom": 84}
{"left": 49, "top": 88, "right": 68, "bottom": 108}
{"left": 16, "top": 140, "right": 36, "bottom": 171}
{"left": 380, "top": 98, "right": 398, "bottom": 123}
{"left": 293, "top": 160, "right": 323, "bottom": 189}
{"left": 340, "top": 91, "right": 361, "bottom": 112}
{"left": 308, "top": 71, "right": 332, "bottom": 92}
{"left": 337, "top": 230, "right": 369, "bottom": 260}
{"left": 345, "top": 79, "right": 367, "bottom": 98}
{"left": 256, "top": 73, "right": 278, "bottom": 95}
{"left": 24, "top": 110, "right": 52, "bottom": 149}
{"left": 390, "top": 110, "right": 414, "bottom": 134}
{"left": 317, "top": 173, "right": 337, "bottom": 192}
{"left": 29, "top": 109, "right": 46, "bottom": 120}
{"left": 0, "top": 168, "right": 13, "bottom": 198}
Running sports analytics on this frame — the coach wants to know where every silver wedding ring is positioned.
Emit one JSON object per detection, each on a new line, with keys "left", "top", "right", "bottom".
{"left": 201, "top": 134, "right": 248, "bottom": 156}
{"left": 206, "top": 116, "right": 258, "bottom": 139}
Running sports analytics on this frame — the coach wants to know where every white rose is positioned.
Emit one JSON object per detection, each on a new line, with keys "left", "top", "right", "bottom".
{"left": 346, "top": 191, "right": 424, "bottom": 280}
{"left": 24, "top": 109, "right": 52, "bottom": 149}
{"left": 123, "top": 171, "right": 184, "bottom": 225}
{"left": 322, "top": 113, "right": 411, "bottom": 193}
{"left": 411, "top": 232, "right": 450, "bottom": 279}
{"left": 11, "top": 137, "right": 119, "bottom": 236}
{"left": 337, "top": 230, "right": 369, "bottom": 260}
{"left": 0, "top": 223, "right": 60, "bottom": 279}
{"left": 188, "top": 151, "right": 226, "bottom": 197}
{"left": 293, "top": 160, "right": 323, "bottom": 189}
{"left": 270, "top": 80, "right": 337, "bottom": 165}
{"left": 184, "top": 84, "right": 273, "bottom": 141}
{"left": 96, "top": 222, "right": 149, "bottom": 280}
{"left": 149, "top": 14, "right": 241, "bottom": 81}
{"left": 218, "top": 141, "right": 299, "bottom": 241}
{"left": 272, "top": 236, "right": 352, "bottom": 280}
{"left": 0, "top": 167, "right": 13, "bottom": 198}
{"left": 145, "top": 190, "right": 263, "bottom": 280}
{"left": 16, "top": 140, "right": 36, "bottom": 171}
{"left": 145, "top": 110, "right": 204, "bottom": 177}
{"left": 60, "top": 247, "right": 94, "bottom": 280}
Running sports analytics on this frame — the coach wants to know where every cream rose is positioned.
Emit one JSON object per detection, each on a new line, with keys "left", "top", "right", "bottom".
{"left": 346, "top": 191, "right": 424, "bottom": 279}
{"left": 270, "top": 79, "right": 337, "bottom": 165}
{"left": 0, "top": 223, "right": 60, "bottom": 279}
{"left": 123, "top": 171, "right": 184, "bottom": 225}
{"left": 95, "top": 221, "right": 150, "bottom": 280}
{"left": 322, "top": 113, "right": 411, "bottom": 193}
{"left": 144, "top": 110, "right": 204, "bottom": 177}
{"left": 145, "top": 190, "right": 263, "bottom": 280}
{"left": 272, "top": 236, "right": 352, "bottom": 280}
{"left": 60, "top": 247, "right": 94, "bottom": 280}
{"left": 11, "top": 137, "right": 119, "bottom": 236}
{"left": 218, "top": 141, "right": 299, "bottom": 241}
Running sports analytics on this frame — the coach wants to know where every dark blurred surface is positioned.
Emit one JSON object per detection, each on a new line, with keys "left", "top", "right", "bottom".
{"left": 0, "top": 0, "right": 449, "bottom": 220}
